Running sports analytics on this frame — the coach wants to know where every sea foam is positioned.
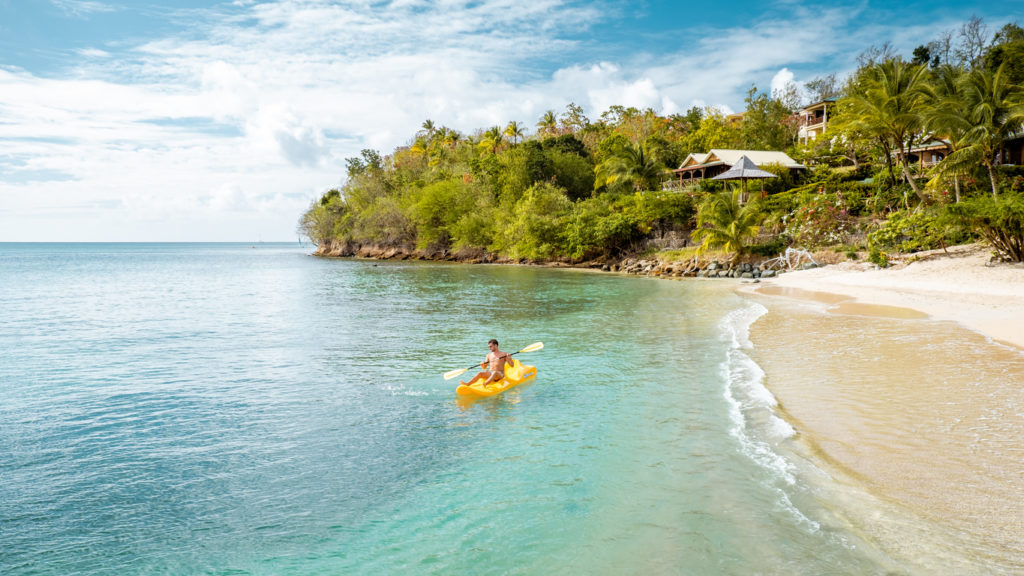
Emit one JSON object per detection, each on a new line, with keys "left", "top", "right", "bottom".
{"left": 718, "top": 302, "right": 817, "bottom": 530}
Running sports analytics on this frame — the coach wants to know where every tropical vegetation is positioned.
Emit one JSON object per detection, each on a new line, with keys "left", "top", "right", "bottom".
{"left": 301, "top": 18, "right": 1024, "bottom": 264}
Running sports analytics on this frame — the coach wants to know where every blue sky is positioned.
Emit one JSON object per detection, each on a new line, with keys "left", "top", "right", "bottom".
{"left": 0, "top": 0, "right": 1020, "bottom": 241}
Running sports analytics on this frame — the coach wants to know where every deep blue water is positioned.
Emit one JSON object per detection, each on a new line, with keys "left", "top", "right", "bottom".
{"left": 1, "top": 243, "right": 902, "bottom": 574}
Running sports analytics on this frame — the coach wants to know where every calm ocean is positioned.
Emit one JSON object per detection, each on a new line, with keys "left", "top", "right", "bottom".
{"left": 1, "top": 243, "right": 907, "bottom": 574}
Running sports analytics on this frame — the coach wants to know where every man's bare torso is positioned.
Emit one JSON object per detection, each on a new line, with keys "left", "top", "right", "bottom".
{"left": 486, "top": 350, "right": 510, "bottom": 373}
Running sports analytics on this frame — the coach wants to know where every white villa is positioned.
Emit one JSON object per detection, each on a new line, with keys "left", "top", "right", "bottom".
{"left": 797, "top": 98, "right": 837, "bottom": 145}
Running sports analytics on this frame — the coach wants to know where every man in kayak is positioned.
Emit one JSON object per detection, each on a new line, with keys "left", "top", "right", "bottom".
{"left": 460, "top": 339, "right": 513, "bottom": 387}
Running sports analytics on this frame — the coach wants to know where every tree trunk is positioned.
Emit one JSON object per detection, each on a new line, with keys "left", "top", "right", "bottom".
{"left": 986, "top": 161, "right": 998, "bottom": 197}
{"left": 898, "top": 144, "right": 927, "bottom": 205}
{"left": 881, "top": 139, "right": 897, "bottom": 186}
{"left": 954, "top": 174, "right": 961, "bottom": 203}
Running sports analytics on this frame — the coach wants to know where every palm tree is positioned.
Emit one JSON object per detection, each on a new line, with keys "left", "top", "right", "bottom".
{"left": 410, "top": 135, "right": 429, "bottom": 158}
{"left": 926, "top": 65, "right": 971, "bottom": 202}
{"left": 691, "top": 190, "right": 764, "bottom": 264}
{"left": 595, "top": 142, "right": 665, "bottom": 192}
{"left": 438, "top": 126, "right": 460, "bottom": 148}
{"left": 478, "top": 126, "right": 504, "bottom": 154}
{"left": 504, "top": 121, "right": 525, "bottom": 145}
{"left": 943, "top": 63, "right": 1024, "bottom": 196}
{"left": 536, "top": 110, "right": 558, "bottom": 138}
{"left": 419, "top": 119, "right": 437, "bottom": 139}
{"left": 846, "top": 59, "right": 934, "bottom": 205}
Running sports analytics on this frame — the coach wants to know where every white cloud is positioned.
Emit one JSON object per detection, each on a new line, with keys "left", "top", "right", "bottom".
{"left": 771, "top": 68, "right": 795, "bottom": 96}
{"left": 50, "top": 0, "right": 114, "bottom": 18}
{"left": 75, "top": 48, "right": 111, "bottom": 58}
{"left": 207, "top": 183, "right": 249, "bottom": 212}
{"left": 3, "top": 0, "right": 1000, "bottom": 241}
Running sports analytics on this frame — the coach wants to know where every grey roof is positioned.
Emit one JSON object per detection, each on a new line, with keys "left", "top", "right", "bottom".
{"left": 710, "top": 155, "right": 778, "bottom": 180}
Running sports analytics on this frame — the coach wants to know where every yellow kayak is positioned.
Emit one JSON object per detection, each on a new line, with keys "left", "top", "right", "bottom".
{"left": 455, "top": 358, "right": 537, "bottom": 397}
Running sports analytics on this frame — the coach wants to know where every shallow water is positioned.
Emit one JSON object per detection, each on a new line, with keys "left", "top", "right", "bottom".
{"left": 748, "top": 293, "right": 1024, "bottom": 574}
{"left": 0, "top": 243, "right": 999, "bottom": 574}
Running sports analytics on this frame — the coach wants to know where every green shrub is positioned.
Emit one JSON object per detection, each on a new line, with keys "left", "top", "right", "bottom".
{"left": 299, "top": 193, "right": 349, "bottom": 246}
{"left": 865, "top": 184, "right": 907, "bottom": 215}
{"left": 945, "top": 192, "right": 1024, "bottom": 262}
{"left": 759, "top": 162, "right": 795, "bottom": 195}
{"left": 411, "top": 180, "right": 479, "bottom": 249}
{"left": 868, "top": 246, "right": 889, "bottom": 267}
{"left": 763, "top": 190, "right": 800, "bottom": 214}
{"left": 1011, "top": 175, "right": 1024, "bottom": 194}
{"left": 492, "top": 182, "right": 572, "bottom": 260}
{"left": 831, "top": 182, "right": 873, "bottom": 216}
{"left": 995, "top": 165, "right": 1024, "bottom": 180}
{"left": 748, "top": 236, "right": 789, "bottom": 257}
{"left": 635, "top": 189, "right": 697, "bottom": 235}
{"left": 450, "top": 211, "right": 495, "bottom": 250}
{"left": 867, "top": 210, "right": 945, "bottom": 254}
{"left": 547, "top": 149, "right": 595, "bottom": 201}
{"left": 785, "top": 192, "right": 855, "bottom": 248}
{"left": 561, "top": 192, "right": 653, "bottom": 260}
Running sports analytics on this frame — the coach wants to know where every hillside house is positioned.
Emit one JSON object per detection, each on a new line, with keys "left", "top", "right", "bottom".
{"left": 797, "top": 98, "right": 837, "bottom": 145}
{"left": 670, "top": 149, "right": 805, "bottom": 187}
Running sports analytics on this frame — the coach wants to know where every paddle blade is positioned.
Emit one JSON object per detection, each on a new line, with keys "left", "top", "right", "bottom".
{"left": 443, "top": 366, "right": 471, "bottom": 381}
{"left": 518, "top": 342, "right": 544, "bottom": 353}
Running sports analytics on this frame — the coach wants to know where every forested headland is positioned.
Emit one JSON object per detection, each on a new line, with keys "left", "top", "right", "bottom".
{"left": 299, "top": 18, "right": 1024, "bottom": 268}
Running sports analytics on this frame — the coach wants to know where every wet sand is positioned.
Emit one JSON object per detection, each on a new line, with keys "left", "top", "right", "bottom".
{"left": 741, "top": 246, "right": 1024, "bottom": 572}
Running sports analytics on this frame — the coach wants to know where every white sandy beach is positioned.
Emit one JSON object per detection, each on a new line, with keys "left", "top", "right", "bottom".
{"left": 754, "top": 243, "right": 1024, "bottom": 349}
{"left": 742, "top": 243, "right": 1024, "bottom": 571}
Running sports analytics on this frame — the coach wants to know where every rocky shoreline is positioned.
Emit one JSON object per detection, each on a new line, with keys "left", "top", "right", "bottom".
{"left": 609, "top": 258, "right": 783, "bottom": 278}
{"left": 313, "top": 238, "right": 820, "bottom": 280}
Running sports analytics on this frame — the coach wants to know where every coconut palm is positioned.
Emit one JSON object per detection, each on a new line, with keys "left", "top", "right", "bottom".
{"left": 437, "top": 126, "right": 460, "bottom": 148}
{"left": 925, "top": 64, "right": 971, "bottom": 202}
{"left": 478, "top": 125, "right": 504, "bottom": 154}
{"left": 504, "top": 121, "right": 525, "bottom": 145}
{"left": 418, "top": 119, "right": 437, "bottom": 141}
{"left": 942, "top": 63, "right": 1024, "bottom": 196}
{"left": 410, "top": 135, "right": 429, "bottom": 158}
{"left": 594, "top": 141, "right": 665, "bottom": 192}
{"left": 846, "top": 59, "right": 934, "bottom": 205}
{"left": 691, "top": 190, "right": 764, "bottom": 263}
{"left": 423, "top": 126, "right": 461, "bottom": 171}
{"left": 536, "top": 110, "right": 558, "bottom": 138}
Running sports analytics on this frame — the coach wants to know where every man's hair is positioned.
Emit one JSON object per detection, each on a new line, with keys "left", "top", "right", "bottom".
{"left": 488, "top": 339, "right": 498, "bottom": 346}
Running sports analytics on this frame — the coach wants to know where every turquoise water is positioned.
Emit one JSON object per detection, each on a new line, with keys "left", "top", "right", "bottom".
{"left": 1, "top": 243, "right": 896, "bottom": 574}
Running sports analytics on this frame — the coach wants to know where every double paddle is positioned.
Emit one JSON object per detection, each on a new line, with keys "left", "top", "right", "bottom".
{"left": 443, "top": 342, "right": 544, "bottom": 380}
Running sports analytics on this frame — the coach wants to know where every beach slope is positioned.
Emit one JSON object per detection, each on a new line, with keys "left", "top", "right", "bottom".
{"left": 753, "top": 243, "right": 1024, "bottom": 348}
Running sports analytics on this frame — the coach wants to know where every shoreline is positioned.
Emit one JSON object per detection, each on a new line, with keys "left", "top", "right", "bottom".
{"left": 745, "top": 243, "right": 1024, "bottom": 349}
{"left": 739, "top": 243, "right": 1024, "bottom": 572}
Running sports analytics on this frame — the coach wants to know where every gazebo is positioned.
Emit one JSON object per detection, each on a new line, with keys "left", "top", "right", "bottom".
{"left": 671, "top": 149, "right": 803, "bottom": 186}
{"left": 711, "top": 155, "right": 777, "bottom": 202}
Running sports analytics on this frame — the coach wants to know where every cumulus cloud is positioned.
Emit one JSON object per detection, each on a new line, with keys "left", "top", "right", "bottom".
{"left": 771, "top": 68, "right": 796, "bottom": 96}
{"left": 1, "top": 0, "right": 1003, "bottom": 240}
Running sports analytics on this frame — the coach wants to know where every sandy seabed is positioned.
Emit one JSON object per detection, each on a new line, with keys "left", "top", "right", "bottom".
{"left": 741, "top": 244, "right": 1024, "bottom": 572}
